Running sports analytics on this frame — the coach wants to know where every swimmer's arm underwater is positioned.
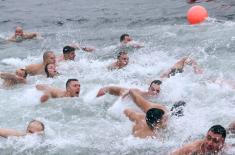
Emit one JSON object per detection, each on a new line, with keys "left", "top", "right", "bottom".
{"left": 96, "top": 86, "right": 128, "bottom": 97}
{"left": 0, "top": 128, "right": 25, "bottom": 138}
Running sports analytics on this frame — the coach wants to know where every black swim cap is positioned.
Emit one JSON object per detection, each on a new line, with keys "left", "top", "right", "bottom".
{"left": 145, "top": 108, "right": 164, "bottom": 129}
{"left": 63, "top": 46, "right": 75, "bottom": 54}
{"left": 171, "top": 101, "right": 186, "bottom": 117}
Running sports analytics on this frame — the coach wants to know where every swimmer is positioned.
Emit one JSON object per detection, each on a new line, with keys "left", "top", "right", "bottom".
{"left": 108, "top": 51, "right": 129, "bottom": 70}
{"left": 8, "top": 26, "right": 39, "bottom": 42}
{"left": 160, "top": 57, "right": 203, "bottom": 79}
{"left": 58, "top": 44, "right": 95, "bottom": 62}
{"left": 45, "top": 63, "right": 58, "bottom": 78}
{"left": 36, "top": 79, "right": 80, "bottom": 103}
{"left": 171, "top": 125, "right": 227, "bottom": 155}
{"left": 119, "top": 34, "right": 144, "bottom": 48}
{"left": 25, "top": 51, "right": 56, "bottom": 75}
{"left": 123, "top": 89, "right": 168, "bottom": 138}
{"left": 96, "top": 80, "right": 162, "bottom": 98}
{"left": 0, "top": 120, "right": 44, "bottom": 138}
{"left": 0, "top": 68, "right": 27, "bottom": 87}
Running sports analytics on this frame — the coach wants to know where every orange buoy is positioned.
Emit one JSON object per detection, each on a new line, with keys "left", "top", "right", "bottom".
{"left": 187, "top": 5, "right": 208, "bottom": 25}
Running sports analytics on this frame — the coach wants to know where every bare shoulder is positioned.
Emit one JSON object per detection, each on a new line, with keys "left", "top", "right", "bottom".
{"left": 171, "top": 140, "right": 203, "bottom": 155}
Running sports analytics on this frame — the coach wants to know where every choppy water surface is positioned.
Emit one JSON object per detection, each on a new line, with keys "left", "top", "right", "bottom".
{"left": 0, "top": 0, "right": 235, "bottom": 154}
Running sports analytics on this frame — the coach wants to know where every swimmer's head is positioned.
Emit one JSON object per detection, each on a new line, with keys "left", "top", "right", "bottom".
{"left": 43, "top": 51, "right": 56, "bottom": 64}
{"left": 45, "top": 63, "right": 57, "bottom": 78}
{"left": 117, "top": 51, "right": 129, "bottom": 68}
{"left": 170, "top": 101, "right": 186, "bottom": 117}
{"left": 120, "top": 34, "right": 132, "bottom": 43}
{"left": 15, "top": 26, "right": 23, "bottom": 37}
{"left": 148, "top": 80, "right": 162, "bottom": 96}
{"left": 145, "top": 108, "right": 164, "bottom": 130}
{"left": 15, "top": 68, "right": 27, "bottom": 79}
{"left": 203, "top": 125, "right": 226, "bottom": 153}
{"left": 66, "top": 79, "right": 80, "bottom": 97}
{"left": 26, "top": 120, "right": 44, "bottom": 135}
{"left": 63, "top": 46, "right": 76, "bottom": 60}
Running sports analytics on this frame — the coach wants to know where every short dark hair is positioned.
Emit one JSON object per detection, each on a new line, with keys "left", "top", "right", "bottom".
{"left": 66, "top": 79, "right": 78, "bottom": 88}
{"left": 120, "top": 34, "right": 129, "bottom": 42}
{"left": 117, "top": 51, "right": 127, "bottom": 59}
{"left": 150, "top": 80, "right": 162, "bottom": 87}
{"left": 63, "top": 46, "right": 75, "bottom": 54}
{"left": 209, "top": 125, "right": 226, "bottom": 139}
{"left": 145, "top": 108, "right": 165, "bottom": 129}
{"left": 29, "top": 120, "right": 45, "bottom": 131}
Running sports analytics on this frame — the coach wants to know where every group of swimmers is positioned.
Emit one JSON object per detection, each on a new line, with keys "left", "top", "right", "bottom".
{"left": 0, "top": 26, "right": 235, "bottom": 154}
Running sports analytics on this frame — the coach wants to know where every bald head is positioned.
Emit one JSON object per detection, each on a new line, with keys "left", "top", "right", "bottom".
{"left": 15, "top": 26, "right": 23, "bottom": 36}
{"left": 26, "top": 120, "right": 44, "bottom": 134}
{"left": 43, "top": 51, "right": 56, "bottom": 64}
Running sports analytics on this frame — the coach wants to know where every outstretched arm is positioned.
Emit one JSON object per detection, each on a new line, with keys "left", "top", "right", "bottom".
{"left": 24, "top": 32, "right": 38, "bottom": 39}
{"left": 129, "top": 89, "right": 167, "bottom": 113}
{"left": 184, "top": 57, "right": 203, "bottom": 74}
{"left": 0, "top": 128, "right": 25, "bottom": 138}
{"left": 36, "top": 84, "right": 51, "bottom": 103}
{"left": 124, "top": 108, "right": 144, "bottom": 122}
{"left": 96, "top": 86, "right": 128, "bottom": 97}
{"left": 170, "top": 140, "right": 201, "bottom": 155}
{"left": 70, "top": 43, "right": 95, "bottom": 52}
{"left": 0, "top": 73, "right": 16, "bottom": 80}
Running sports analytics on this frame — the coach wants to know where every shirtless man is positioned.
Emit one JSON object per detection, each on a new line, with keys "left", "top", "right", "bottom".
{"left": 36, "top": 79, "right": 80, "bottom": 103}
{"left": 25, "top": 51, "right": 56, "bottom": 75}
{"left": 123, "top": 89, "right": 168, "bottom": 138}
{"left": 45, "top": 63, "right": 58, "bottom": 78}
{"left": 8, "top": 26, "right": 38, "bottom": 42}
{"left": 108, "top": 51, "right": 129, "bottom": 70}
{"left": 0, "top": 120, "right": 44, "bottom": 138}
{"left": 58, "top": 44, "right": 95, "bottom": 62}
{"left": 160, "top": 57, "right": 203, "bottom": 79}
{"left": 120, "top": 34, "right": 144, "bottom": 48}
{"left": 0, "top": 68, "right": 27, "bottom": 87}
{"left": 171, "top": 125, "right": 226, "bottom": 155}
{"left": 96, "top": 80, "right": 162, "bottom": 98}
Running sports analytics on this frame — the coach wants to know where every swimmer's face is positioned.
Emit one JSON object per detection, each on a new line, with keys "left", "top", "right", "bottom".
{"left": 68, "top": 51, "right": 76, "bottom": 60}
{"left": 67, "top": 81, "right": 80, "bottom": 97}
{"left": 118, "top": 54, "right": 129, "bottom": 68}
{"left": 46, "top": 53, "right": 56, "bottom": 64}
{"left": 123, "top": 35, "right": 132, "bottom": 43}
{"left": 15, "top": 69, "right": 27, "bottom": 78}
{"left": 26, "top": 121, "right": 44, "bottom": 135}
{"left": 204, "top": 131, "right": 225, "bottom": 153}
{"left": 148, "top": 83, "right": 161, "bottom": 96}
{"left": 15, "top": 28, "right": 23, "bottom": 37}
{"left": 47, "top": 64, "right": 57, "bottom": 77}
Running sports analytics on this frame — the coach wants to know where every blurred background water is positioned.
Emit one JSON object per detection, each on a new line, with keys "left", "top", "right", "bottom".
{"left": 0, "top": 0, "right": 235, "bottom": 154}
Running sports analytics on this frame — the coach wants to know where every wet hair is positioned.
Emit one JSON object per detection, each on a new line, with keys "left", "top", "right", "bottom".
{"left": 120, "top": 34, "right": 129, "bottom": 42}
{"left": 171, "top": 101, "right": 186, "bottom": 117}
{"left": 150, "top": 80, "right": 162, "bottom": 87}
{"left": 66, "top": 79, "right": 79, "bottom": 88}
{"left": 44, "top": 63, "right": 52, "bottom": 78}
{"left": 43, "top": 51, "right": 54, "bottom": 61}
{"left": 29, "top": 120, "right": 45, "bottom": 131}
{"left": 63, "top": 46, "right": 75, "bottom": 54}
{"left": 117, "top": 51, "right": 127, "bottom": 59}
{"left": 209, "top": 125, "right": 226, "bottom": 139}
{"left": 145, "top": 108, "right": 165, "bottom": 129}
{"left": 20, "top": 69, "right": 28, "bottom": 78}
